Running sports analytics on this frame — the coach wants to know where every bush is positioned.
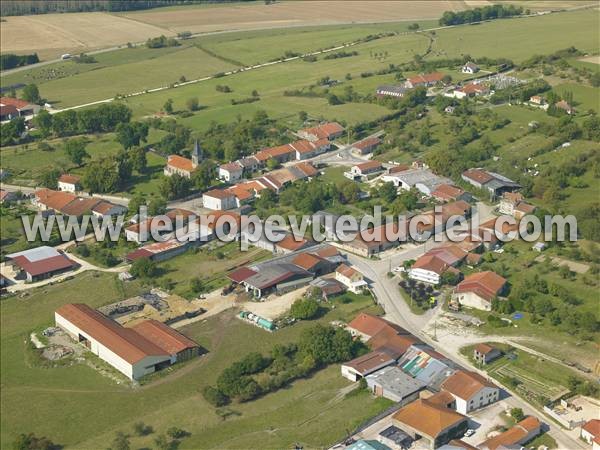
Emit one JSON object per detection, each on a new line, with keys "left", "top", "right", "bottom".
{"left": 510, "top": 407, "right": 525, "bottom": 422}
{"left": 202, "top": 386, "right": 229, "bottom": 406}
{"left": 290, "top": 297, "right": 320, "bottom": 320}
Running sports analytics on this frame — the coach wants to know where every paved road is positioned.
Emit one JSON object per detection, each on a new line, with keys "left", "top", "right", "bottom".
{"left": 338, "top": 202, "right": 586, "bottom": 449}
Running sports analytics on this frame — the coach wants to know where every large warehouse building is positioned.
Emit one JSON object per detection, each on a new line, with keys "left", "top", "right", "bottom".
{"left": 55, "top": 304, "right": 200, "bottom": 380}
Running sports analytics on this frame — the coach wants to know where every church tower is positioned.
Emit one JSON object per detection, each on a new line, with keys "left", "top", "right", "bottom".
{"left": 191, "top": 139, "right": 202, "bottom": 167}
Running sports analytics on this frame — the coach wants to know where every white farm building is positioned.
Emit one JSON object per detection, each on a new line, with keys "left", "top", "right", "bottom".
{"left": 55, "top": 303, "right": 200, "bottom": 380}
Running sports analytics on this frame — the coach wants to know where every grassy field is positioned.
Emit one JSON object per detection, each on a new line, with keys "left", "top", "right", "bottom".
{"left": 552, "top": 83, "right": 600, "bottom": 113}
{"left": 461, "top": 343, "right": 579, "bottom": 407}
{"left": 154, "top": 242, "right": 271, "bottom": 298}
{"left": 0, "top": 269, "right": 389, "bottom": 449}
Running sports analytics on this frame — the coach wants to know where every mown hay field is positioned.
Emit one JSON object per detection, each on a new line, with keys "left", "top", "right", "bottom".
{"left": 0, "top": 12, "right": 172, "bottom": 60}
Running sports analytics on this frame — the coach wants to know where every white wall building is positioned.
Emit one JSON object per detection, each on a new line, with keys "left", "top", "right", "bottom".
{"left": 202, "top": 190, "right": 237, "bottom": 211}
{"left": 441, "top": 370, "right": 500, "bottom": 414}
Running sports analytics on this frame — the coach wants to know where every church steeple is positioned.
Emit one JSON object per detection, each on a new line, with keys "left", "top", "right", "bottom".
{"left": 191, "top": 139, "right": 201, "bottom": 167}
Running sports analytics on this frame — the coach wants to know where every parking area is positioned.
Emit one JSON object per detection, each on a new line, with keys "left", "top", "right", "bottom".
{"left": 461, "top": 400, "right": 513, "bottom": 446}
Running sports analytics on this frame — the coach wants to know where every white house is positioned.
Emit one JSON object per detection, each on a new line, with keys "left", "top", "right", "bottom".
{"left": 441, "top": 370, "right": 499, "bottom": 414}
{"left": 581, "top": 420, "right": 600, "bottom": 447}
{"left": 462, "top": 62, "right": 479, "bottom": 74}
{"left": 341, "top": 350, "right": 395, "bottom": 382}
{"left": 55, "top": 304, "right": 201, "bottom": 380}
{"left": 335, "top": 264, "right": 367, "bottom": 293}
{"left": 218, "top": 162, "right": 243, "bottom": 183}
{"left": 408, "top": 255, "right": 449, "bottom": 285}
{"left": 452, "top": 271, "right": 507, "bottom": 311}
{"left": 57, "top": 174, "right": 82, "bottom": 193}
{"left": 345, "top": 161, "right": 383, "bottom": 180}
{"left": 202, "top": 189, "right": 237, "bottom": 211}
{"left": 91, "top": 201, "right": 128, "bottom": 218}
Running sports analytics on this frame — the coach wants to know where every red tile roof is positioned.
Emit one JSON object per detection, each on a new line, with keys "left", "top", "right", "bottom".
{"left": 277, "top": 234, "right": 308, "bottom": 251}
{"left": 582, "top": 419, "right": 600, "bottom": 438}
{"left": 58, "top": 174, "right": 81, "bottom": 185}
{"left": 432, "top": 184, "right": 465, "bottom": 201}
{"left": 293, "top": 162, "right": 319, "bottom": 177}
{"left": 0, "top": 96, "right": 32, "bottom": 109}
{"left": 167, "top": 155, "right": 195, "bottom": 172}
{"left": 479, "top": 417, "right": 540, "bottom": 450}
{"left": 35, "top": 188, "right": 78, "bottom": 211}
{"left": 347, "top": 312, "right": 408, "bottom": 339}
{"left": 254, "top": 144, "right": 294, "bottom": 162}
{"left": 300, "top": 122, "right": 344, "bottom": 140}
{"left": 11, "top": 253, "right": 75, "bottom": 276}
{"left": 392, "top": 399, "right": 467, "bottom": 439}
{"left": 60, "top": 197, "right": 101, "bottom": 216}
{"left": 441, "top": 370, "right": 497, "bottom": 400}
{"left": 228, "top": 266, "right": 257, "bottom": 283}
{"left": 355, "top": 160, "right": 383, "bottom": 172}
{"left": 336, "top": 263, "right": 361, "bottom": 279}
{"left": 292, "top": 253, "right": 322, "bottom": 271}
{"left": 474, "top": 343, "right": 496, "bottom": 355}
{"left": 463, "top": 169, "right": 493, "bottom": 184}
{"left": 204, "top": 189, "right": 234, "bottom": 199}
{"left": 411, "top": 254, "right": 449, "bottom": 275}
{"left": 407, "top": 72, "right": 444, "bottom": 85}
{"left": 56, "top": 304, "right": 168, "bottom": 364}
{"left": 455, "top": 271, "right": 507, "bottom": 301}
{"left": 131, "top": 319, "right": 199, "bottom": 355}
{"left": 353, "top": 136, "right": 381, "bottom": 150}
{"left": 343, "top": 350, "right": 394, "bottom": 375}
{"left": 220, "top": 162, "right": 242, "bottom": 172}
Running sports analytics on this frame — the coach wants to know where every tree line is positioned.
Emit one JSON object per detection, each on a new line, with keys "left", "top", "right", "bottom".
{"left": 439, "top": 4, "right": 525, "bottom": 26}
{"left": 0, "top": 53, "right": 39, "bottom": 71}
{"left": 0, "top": 1, "right": 246, "bottom": 16}
{"left": 202, "top": 324, "right": 362, "bottom": 406}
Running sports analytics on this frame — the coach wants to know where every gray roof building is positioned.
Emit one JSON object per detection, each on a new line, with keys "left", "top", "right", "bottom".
{"left": 366, "top": 365, "right": 427, "bottom": 403}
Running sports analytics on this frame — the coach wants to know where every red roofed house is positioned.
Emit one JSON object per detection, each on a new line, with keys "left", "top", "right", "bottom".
{"left": 473, "top": 343, "right": 502, "bottom": 365}
{"left": 409, "top": 253, "right": 457, "bottom": 285}
{"left": 582, "top": 420, "right": 600, "bottom": 447}
{"left": 351, "top": 136, "right": 382, "bottom": 155}
{"left": 298, "top": 122, "right": 344, "bottom": 142}
{"left": 57, "top": 174, "right": 82, "bottom": 193}
{"left": 290, "top": 138, "right": 330, "bottom": 160}
{"left": 392, "top": 398, "right": 468, "bottom": 449}
{"left": 55, "top": 303, "right": 200, "bottom": 380}
{"left": 348, "top": 161, "right": 384, "bottom": 180}
{"left": 5, "top": 246, "right": 76, "bottom": 283}
{"left": 478, "top": 416, "right": 541, "bottom": 450}
{"left": 335, "top": 263, "right": 367, "bottom": 293}
{"left": 346, "top": 312, "right": 411, "bottom": 342}
{"left": 440, "top": 370, "right": 499, "bottom": 414}
{"left": 452, "top": 271, "right": 507, "bottom": 311}
{"left": 405, "top": 72, "right": 444, "bottom": 89}
{"left": 341, "top": 350, "right": 395, "bottom": 381}
{"left": 431, "top": 184, "right": 468, "bottom": 203}
{"left": 0, "top": 96, "right": 40, "bottom": 121}
{"left": 164, "top": 141, "right": 202, "bottom": 179}
{"left": 253, "top": 144, "right": 295, "bottom": 165}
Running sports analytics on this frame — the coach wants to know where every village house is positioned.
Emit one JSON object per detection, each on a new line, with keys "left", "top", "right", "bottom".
{"left": 289, "top": 138, "right": 330, "bottom": 160}
{"left": 0, "top": 96, "right": 40, "bottom": 121}
{"left": 473, "top": 343, "right": 502, "bottom": 365}
{"left": 0, "top": 189, "right": 18, "bottom": 204}
{"left": 5, "top": 246, "right": 77, "bottom": 283}
{"left": 346, "top": 312, "right": 412, "bottom": 342}
{"left": 341, "top": 350, "right": 395, "bottom": 382}
{"left": 91, "top": 201, "right": 128, "bottom": 218}
{"left": 335, "top": 263, "right": 367, "bottom": 293}
{"left": 581, "top": 420, "right": 600, "bottom": 447}
{"left": 351, "top": 136, "right": 382, "bottom": 155}
{"left": 218, "top": 162, "right": 243, "bottom": 183}
{"left": 431, "top": 184, "right": 470, "bottom": 203}
{"left": 55, "top": 303, "right": 200, "bottom": 380}
{"left": 452, "top": 271, "right": 507, "bottom": 311}
{"left": 57, "top": 174, "right": 82, "bottom": 193}
{"left": 529, "top": 95, "right": 546, "bottom": 105}
{"left": 254, "top": 144, "right": 296, "bottom": 165}
{"left": 376, "top": 85, "right": 408, "bottom": 98}
{"left": 202, "top": 189, "right": 237, "bottom": 211}
{"left": 462, "top": 168, "right": 520, "bottom": 199}
{"left": 297, "top": 122, "right": 344, "bottom": 142}
{"left": 478, "top": 416, "right": 541, "bottom": 450}
{"left": 498, "top": 192, "right": 536, "bottom": 219}
{"left": 441, "top": 370, "right": 500, "bottom": 414}
{"left": 405, "top": 72, "right": 444, "bottom": 89}
{"left": 346, "top": 161, "right": 384, "bottom": 181}
{"left": 392, "top": 399, "right": 469, "bottom": 449}
{"left": 555, "top": 100, "right": 574, "bottom": 115}
{"left": 462, "top": 62, "right": 479, "bottom": 74}
{"left": 408, "top": 255, "right": 449, "bottom": 286}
